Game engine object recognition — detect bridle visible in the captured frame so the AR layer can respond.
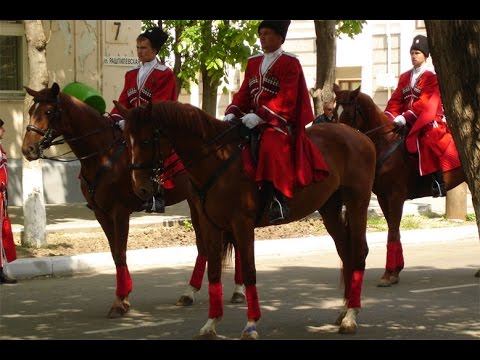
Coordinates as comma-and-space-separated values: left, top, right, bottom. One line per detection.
26, 95, 119, 162
128, 112, 248, 202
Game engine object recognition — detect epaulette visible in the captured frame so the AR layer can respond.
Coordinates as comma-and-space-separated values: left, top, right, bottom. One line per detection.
282, 51, 298, 58
126, 65, 141, 73
248, 53, 264, 60
153, 62, 168, 71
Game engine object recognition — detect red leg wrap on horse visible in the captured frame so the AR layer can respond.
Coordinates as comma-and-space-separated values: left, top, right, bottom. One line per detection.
396, 242, 404, 270
208, 282, 223, 318
234, 250, 243, 285
386, 242, 397, 271
246, 285, 261, 321
116, 265, 132, 298
347, 270, 364, 308
189, 255, 207, 289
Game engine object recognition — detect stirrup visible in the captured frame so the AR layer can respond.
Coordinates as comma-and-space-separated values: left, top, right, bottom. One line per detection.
269, 196, 288, 223
143, 195, 165, 213
431, 181, 446, 198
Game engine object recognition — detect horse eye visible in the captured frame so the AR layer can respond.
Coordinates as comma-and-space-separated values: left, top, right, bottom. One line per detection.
46, 110, 52, 115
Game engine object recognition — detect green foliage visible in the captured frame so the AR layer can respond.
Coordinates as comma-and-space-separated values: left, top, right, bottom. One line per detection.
142, 20, 261, 93
336, 20, 367, 39
182, 220, 194, 231
465, 213, 476, 221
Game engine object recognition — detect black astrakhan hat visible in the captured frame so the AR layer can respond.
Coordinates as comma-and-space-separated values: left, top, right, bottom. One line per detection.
139, 27, 169, 52
410, 34, 429, 58
258, 20, 291, 44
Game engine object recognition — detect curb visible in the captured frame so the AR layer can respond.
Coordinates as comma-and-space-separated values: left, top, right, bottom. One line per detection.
8, 225, 479, 281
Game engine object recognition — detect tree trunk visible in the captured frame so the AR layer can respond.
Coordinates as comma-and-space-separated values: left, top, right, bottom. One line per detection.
201, 69, 220, 117
22, 20, 48, 247
310, 20, 337, 117
425, 20, 480, 236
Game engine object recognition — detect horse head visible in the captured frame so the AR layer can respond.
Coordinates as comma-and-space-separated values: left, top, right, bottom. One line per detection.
334, 85, 365, 130
22, 83, 63, 160
114, 101, 167, 200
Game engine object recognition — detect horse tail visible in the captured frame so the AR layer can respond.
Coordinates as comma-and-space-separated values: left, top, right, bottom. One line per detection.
221, 232, 235, 272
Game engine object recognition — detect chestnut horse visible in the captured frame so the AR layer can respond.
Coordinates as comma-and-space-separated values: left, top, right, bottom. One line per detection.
115, 100, 376, 339
21, 83, 244, 317
334, 86, 466, 286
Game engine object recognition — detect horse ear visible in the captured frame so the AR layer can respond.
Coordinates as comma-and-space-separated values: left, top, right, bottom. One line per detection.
113, 100, 128, 118
333, 83, 340, 94
352, 86, 361, 98
52, 83, 60, 96
24, 86, 37, 97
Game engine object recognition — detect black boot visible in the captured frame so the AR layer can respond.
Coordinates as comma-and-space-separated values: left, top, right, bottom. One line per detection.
0, 267, 17, 284
141, 194, 165, 213
269, 188, 290, 224
431, 170, 446, 198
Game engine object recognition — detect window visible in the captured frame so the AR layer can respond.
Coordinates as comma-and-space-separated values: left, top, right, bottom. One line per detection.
338, 80, 361, 91
0, 21, 23, 94
415, 20, 425, 30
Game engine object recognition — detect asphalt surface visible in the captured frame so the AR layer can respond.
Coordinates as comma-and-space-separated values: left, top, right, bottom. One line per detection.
3, 194, 477, 281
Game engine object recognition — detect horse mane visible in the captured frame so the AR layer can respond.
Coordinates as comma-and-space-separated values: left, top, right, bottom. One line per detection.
357, 91, 391, 126
150, 101, 233, 140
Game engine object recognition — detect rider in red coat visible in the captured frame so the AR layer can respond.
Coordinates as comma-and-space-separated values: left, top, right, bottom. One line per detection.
110, 27, 181, 212
385, 34, 461, 197
224, 20, 329, 223
0, 118, 17, 284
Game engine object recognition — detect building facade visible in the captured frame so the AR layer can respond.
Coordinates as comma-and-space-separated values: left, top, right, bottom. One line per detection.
0, 20, 426, 205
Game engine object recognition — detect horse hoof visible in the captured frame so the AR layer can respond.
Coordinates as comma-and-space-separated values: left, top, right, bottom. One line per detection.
389, 276, 399, 284
176, 295, 194, 306
338, 324, 357, 334
107, 305, 129, 318
240, 330, 259, 340
334, 312, 346, 326
230, 292, 246, 304
194, 331, 218, 340
377, 278, 392, 287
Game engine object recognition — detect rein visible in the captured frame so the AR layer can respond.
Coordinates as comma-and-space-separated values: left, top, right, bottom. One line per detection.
27, 96, 119, 162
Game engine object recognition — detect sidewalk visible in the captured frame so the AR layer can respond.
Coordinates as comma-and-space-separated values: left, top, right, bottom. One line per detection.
5, 194, 476, 281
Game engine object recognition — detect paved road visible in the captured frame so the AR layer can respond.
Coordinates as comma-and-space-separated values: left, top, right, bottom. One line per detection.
1, 232, 479, 340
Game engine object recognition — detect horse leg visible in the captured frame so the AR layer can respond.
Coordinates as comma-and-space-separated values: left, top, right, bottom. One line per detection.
231, 243, 246, 304
229, 223, 260, 340
195, 227, 225, 339
341, 193, 369, 334
177, 203, 204, 306
319, 192, 358, 332
96, 208, 132, 318
377, 195, 404, 287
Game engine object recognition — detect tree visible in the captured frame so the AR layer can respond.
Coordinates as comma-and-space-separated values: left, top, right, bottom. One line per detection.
143, 20, 260, 116
424, 20, 480, 274
22, 20, 48, 247
310, 20, 366, 117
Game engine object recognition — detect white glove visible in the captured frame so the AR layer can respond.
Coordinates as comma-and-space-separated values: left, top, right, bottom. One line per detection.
393, 115, 406, 127
241, 113, 263, 129
118, 119, 125, 130
223, 113, 236, 122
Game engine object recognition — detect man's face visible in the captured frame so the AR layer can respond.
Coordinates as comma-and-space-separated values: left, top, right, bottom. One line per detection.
258, 28, 283, 53
137, 39, 157, 63
410, 50, 426, 68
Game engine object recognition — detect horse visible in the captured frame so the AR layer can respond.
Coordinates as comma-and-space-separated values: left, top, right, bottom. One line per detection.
20, 83, 245, 317
114, 100, 376, 339
334, 86, 466, 286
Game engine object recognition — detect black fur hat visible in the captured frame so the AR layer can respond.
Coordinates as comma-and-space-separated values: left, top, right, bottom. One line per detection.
410, 34, 429, 58
139, 27, 168, 53
258, 20, 291, 44
0, 118, 4, 127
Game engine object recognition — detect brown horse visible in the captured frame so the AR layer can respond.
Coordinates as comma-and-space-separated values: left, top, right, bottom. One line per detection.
334, 86, 466, 286
21, 83, 244, 317
115, 100, 376, 338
